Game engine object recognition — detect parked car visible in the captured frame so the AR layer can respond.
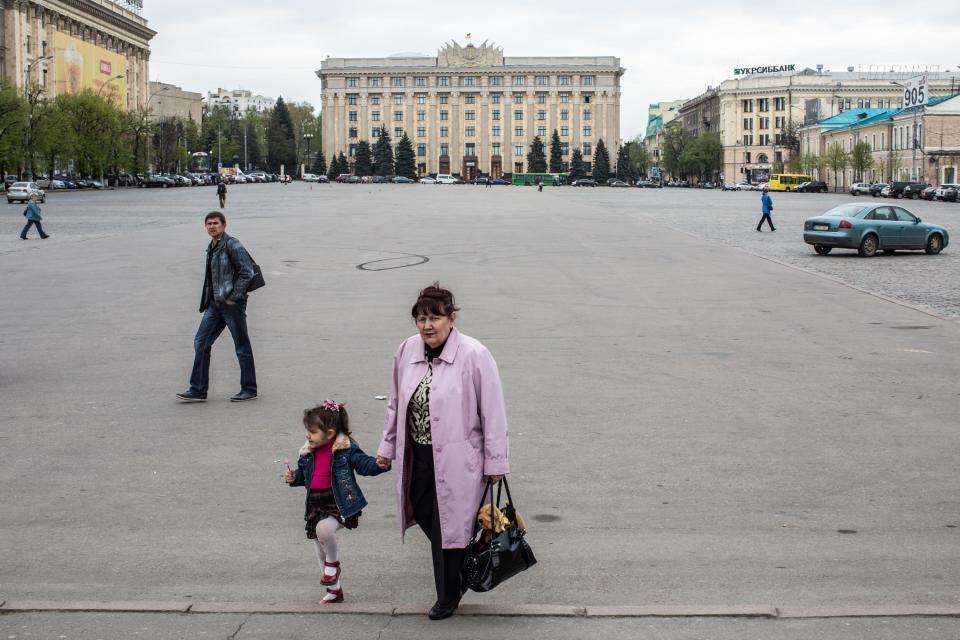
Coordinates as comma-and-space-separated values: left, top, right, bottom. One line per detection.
934, 183, 960, 200
720, 182, 737, 191
920, 186, 938, 201
902, 183, 930, 199
435, 174, 459, 184
608, 179, 630, 187
392, 176, 415, 184
572, 178, 597, 187
881, 181, 921, 198
797, 180, 829, 193
473, 177, 490, 185
942, 186, 958, 202
316, 175, 330, 183
140, 175, 172, 188
4, 175, 18, 191
302, 173, 321, 182
803, 202, 949, 256
850, 182, 873, 195
418, 176, 437, 184
636, 180, 660, 188
334, 173, 352, 183
7, 182, 45, 203
490, 178, 508, 185
869, 183, 888, 197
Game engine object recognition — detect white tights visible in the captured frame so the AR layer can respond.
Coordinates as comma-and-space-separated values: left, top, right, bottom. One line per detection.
313, 516, 343, 600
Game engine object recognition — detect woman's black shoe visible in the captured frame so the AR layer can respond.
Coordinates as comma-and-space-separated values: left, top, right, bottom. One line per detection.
428, 601, 459, 620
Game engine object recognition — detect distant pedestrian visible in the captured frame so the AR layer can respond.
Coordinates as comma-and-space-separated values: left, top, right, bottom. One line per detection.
217, 180, 227, 208
537, 178, 543, 193
486, 178, 492, 188
284, 401, 389, 604
756, 187, 775, 232
176, 211, 258, 403
20, 193, 49, 240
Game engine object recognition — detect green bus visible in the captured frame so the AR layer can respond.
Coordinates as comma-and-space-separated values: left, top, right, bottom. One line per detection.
511, 172, 568, 186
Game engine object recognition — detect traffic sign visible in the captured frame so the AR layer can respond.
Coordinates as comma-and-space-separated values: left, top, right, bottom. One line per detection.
902, 74, 928, 108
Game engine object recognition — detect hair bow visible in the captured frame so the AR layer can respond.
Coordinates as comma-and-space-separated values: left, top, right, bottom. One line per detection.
322, 399, 342, 412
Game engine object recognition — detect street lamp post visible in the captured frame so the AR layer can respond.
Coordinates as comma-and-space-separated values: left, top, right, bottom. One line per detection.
146, 85, 172, 174
23, 54, 54, 97
303, 133, 314, 177
97, 74, 126, 99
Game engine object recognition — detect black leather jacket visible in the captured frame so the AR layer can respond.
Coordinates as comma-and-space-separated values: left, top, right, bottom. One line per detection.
200, 233, 255, 311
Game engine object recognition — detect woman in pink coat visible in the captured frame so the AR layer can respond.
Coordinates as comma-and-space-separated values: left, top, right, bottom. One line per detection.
376, 283, 509, 620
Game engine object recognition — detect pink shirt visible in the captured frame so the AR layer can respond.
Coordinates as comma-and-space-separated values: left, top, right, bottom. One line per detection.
309, 439, 335, 489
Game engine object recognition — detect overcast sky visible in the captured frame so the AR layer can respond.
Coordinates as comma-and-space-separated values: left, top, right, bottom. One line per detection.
144, 0, 959, 140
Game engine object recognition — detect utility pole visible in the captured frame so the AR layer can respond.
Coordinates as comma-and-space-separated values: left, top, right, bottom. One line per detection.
244, 126, 248, 171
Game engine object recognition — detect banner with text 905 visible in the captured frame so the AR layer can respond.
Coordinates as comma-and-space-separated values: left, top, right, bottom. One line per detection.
902, 74, 928, 108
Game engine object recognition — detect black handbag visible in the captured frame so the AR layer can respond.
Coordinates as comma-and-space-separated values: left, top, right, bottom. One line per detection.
228, 244, 265, 293
461, 478, 536, 593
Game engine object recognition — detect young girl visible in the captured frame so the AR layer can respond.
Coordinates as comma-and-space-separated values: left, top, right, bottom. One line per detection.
284, 400, 389, 603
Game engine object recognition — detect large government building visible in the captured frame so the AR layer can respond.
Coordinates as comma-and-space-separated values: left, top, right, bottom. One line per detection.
318, 41, 624, 179
0, 0, 154, 109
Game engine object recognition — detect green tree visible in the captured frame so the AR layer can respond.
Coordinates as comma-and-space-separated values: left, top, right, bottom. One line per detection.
56, 90, 121, 178
326, 152, 341, 180
850, 140, 873, 182
615, 144, 633, 182
680, 134, 722, 182
353, 140, 373, 176
266, 96, 297, 174
394, 133, 417, 180
628, 136, 651, 177
337, 151, 348, 176
549, 129, 564, 173
592, 138, 611, 182
372, 129, 394, 176
660, 121, 690, 179
825, 141, 849, 191
886, 150, 903, 181
286, 101, 319, 168
0, 83, 25, 175
313, 150, 327, 176
569, 148, 586, 181
526, 135, 547, 173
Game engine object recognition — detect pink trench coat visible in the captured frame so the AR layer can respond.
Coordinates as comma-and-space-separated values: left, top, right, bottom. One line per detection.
378, 328, 510, 549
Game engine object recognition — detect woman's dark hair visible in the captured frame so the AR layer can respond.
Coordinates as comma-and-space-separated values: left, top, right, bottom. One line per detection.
411, 282, 460, 319
303, 402, 352, 437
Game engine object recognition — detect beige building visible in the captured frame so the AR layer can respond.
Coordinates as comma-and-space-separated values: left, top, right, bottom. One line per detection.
718, 68, 959, 183
799, 95, 960, 189
205, 87, 274, 114
1, 0, 154, 109
148, 80, 201, 123
318, 41, 624, 179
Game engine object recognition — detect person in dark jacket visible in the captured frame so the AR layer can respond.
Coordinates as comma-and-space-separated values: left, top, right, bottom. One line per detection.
756, 188, 775, 232
20, 193, 49, 239
177, 211, 258, 402
217, 180, 227, 208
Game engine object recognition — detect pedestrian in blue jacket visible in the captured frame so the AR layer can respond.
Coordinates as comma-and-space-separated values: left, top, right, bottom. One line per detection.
756, 188, 775, 232
20, 193, 49, 239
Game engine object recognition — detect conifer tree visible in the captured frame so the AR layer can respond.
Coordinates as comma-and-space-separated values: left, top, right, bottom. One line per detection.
569, 148, 586, 181
592, 138, 611, 182
372, 128, 394, 176
354, 140, 373, 176
394, 133, 417, 180
313, 150, 326, 176
615, 144, 633, 182
266, 96, 297, 174
549, 129, 564, 173
526, 135, 547, 173
326, 152, 340, 180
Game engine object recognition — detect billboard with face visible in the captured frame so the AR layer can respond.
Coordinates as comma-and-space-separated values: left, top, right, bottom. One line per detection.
55, 32, 128, 108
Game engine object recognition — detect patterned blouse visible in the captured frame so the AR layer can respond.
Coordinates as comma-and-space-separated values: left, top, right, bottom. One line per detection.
407, 363, 433, 445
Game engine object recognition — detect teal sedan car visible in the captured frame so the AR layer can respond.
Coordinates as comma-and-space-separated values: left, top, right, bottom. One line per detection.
803, 202, 949, 256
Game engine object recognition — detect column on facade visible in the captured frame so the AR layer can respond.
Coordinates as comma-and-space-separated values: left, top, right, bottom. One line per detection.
427, 81, 437, 175
480, 88, 489, 176
450, 89, 461, 175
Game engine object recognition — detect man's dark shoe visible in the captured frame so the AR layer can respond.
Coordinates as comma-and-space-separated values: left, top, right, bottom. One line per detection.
41, 235, 50, 239
428, 600, 459, 620
230, 390, 258, 402
176, 390, 207, 402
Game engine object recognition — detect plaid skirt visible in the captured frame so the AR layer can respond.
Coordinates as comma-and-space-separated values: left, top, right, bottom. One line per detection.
304, 488, 360, 539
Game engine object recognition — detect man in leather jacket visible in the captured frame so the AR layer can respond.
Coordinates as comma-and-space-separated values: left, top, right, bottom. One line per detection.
177, 211, 258, 402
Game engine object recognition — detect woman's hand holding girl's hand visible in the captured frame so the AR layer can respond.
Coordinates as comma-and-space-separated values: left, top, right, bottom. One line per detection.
376, 455, 392, 470
283, 468, 295, 483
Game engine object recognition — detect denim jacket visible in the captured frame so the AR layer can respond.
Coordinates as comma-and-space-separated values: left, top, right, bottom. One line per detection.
199, 233, 255, 312
24, 201, 41, 222
288, 434, 386, 519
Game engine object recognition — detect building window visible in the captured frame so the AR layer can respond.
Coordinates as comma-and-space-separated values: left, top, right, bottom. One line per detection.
465, 110, 476, 121
417, 127, 426, 137
491, 93, 501, 104
537, 93, 547, 104
515, 127, 524, 136
560, 93, 570, 103
514, 110, 524, 121
394, 111, 403, 121
560, 109, 569, 121
492, 143, 501, 156
417, 143, 426, 156
583, 126, 592, 137
492, 109, 501, 121
537, 110, 546, 121
560, 126, 569, 136
462, 76, 477, 87
489, 76, 503, 86
439, 94, 449, 104
774, 97, 785, 110
440, 110, 449, 121
417, 111, 426, 121
349, 111, 358, 122
373, 128, 381, 138
582, 75, 595, 86
515, 144, 524, 156
774, 116, 784, 128
583, 109, 592, 121
559, 75, 571, 86
465, 94, 476, 104
744, 134, 753, 146
535, 75, 548, 86
440, 143, 449, 156
348, 95, 358, 105
466, 143, 476, 155
515, 162, 524, 173
440, 126, 448, 137
416, 94, 426, 104
394, 127, 403, 138
560, 142, 569, 155
392, 77, 404, 87
758, 98, 769, 112
514, 94, 524, 105
743, 118, 752, 130
347, 78, 358, 88
371, 95, 381, 105
465, 126, 475, 137
371, 111, 380, 121
742, 99, 753, 113
349, 127, 358, 138
492, 126, 500, 137
583, 142, 592, 155
415, 76, 426, 87
537, 126, 546, 137
759, 117, 769, 129
513, 75, 525, 86
349, 144, 357, 156
394, 95, 403, 105
438, 76, 450, 87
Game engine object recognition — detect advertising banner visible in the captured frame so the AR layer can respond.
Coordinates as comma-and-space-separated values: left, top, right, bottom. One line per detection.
54, 32, 128, 108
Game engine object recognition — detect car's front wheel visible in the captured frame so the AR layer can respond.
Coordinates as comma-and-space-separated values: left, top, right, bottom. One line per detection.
814, 244, 832, 255
40, 196, 45, 203
925, 234, 943, 255
858, 234, 879, 257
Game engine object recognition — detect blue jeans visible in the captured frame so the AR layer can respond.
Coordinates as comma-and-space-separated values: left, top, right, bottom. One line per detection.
21, 220, 48, 238
189, 299, 257, 394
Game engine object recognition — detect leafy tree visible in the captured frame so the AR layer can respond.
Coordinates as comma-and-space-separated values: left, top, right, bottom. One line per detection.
313, 150, 327, 176
569, 148, 586, 181
679, 134, 722, 182
394, 133, 417, 179
825, 141, 849, 191
0, 83, 25, 175
286, 101, 319, 168
886, 149, 903, 181
549, 129, 564, 173
526, 135, 547, 173
850, 140, 874, 181
628, 136, 651, 177
591, 138, 611, 182
56, 90, 121, 177
372, 128, 393, 176
353, 140, 372, 176
266, 96, 297, 174
660, 121, 690, 179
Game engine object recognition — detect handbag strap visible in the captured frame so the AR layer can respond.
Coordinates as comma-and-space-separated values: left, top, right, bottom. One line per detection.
470, 478, 498, 539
